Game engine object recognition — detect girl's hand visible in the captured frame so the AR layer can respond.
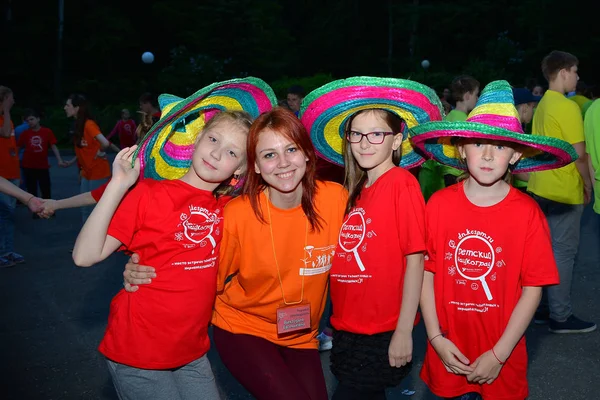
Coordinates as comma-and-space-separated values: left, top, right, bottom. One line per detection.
388, 330, 412, 367
430, 336, 474, 375
39, 199, 58, 218
466, 350, 503, 385
111, 146, 140, 189
123, 252, 156, 292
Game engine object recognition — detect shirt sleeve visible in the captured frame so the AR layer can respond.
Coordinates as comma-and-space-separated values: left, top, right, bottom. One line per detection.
397, 175, 426, 256
90, 179, 111, 202
48, 129, 57, 146
216, 204, 241, 292
107, 181, 151, 252
85, 120, 102, 139
521, 204, 560, 287
558, 102, 585, 144
424, 195, 439, 273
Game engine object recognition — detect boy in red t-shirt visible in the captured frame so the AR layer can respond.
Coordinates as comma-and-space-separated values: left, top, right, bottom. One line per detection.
17, 109, 65, 200
411, 81, 575, 400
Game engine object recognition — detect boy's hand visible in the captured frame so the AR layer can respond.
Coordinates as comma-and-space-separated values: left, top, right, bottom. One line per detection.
388, 330, 412, 367
430, 336, 473, 375
111, 146, 140, 189
123, 252, 156, 292
466, 350, 503, 384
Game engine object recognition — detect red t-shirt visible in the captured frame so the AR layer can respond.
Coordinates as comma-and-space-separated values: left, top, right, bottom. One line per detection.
110, 119, 137, 148
18, 127, 57, 169
420, 182, 559, 400
329, 167, 426, 334
101, 179, 230, 369
90, 180, 110, 202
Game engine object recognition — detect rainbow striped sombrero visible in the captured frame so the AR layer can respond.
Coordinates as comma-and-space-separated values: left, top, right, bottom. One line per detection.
300, 77, 445, 169
135, 77, 277, 180
410, 80, 577, 173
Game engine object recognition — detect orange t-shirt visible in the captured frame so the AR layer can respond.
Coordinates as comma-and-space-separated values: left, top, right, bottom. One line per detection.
0, 116, 19, 179
212, 181, 347, 349
74, 120, 110, 180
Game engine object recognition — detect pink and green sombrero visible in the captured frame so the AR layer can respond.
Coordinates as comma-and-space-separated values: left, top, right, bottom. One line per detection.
300, 76, 445, 169
410, 80, 577, 173
135, 77, 277, 180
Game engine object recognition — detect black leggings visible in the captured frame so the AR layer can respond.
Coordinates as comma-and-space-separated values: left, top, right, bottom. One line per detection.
23, 168, 51, 198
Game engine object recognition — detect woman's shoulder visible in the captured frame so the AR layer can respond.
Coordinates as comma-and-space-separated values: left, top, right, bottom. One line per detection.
224, 194, 253, 214
316, 180, 347, 195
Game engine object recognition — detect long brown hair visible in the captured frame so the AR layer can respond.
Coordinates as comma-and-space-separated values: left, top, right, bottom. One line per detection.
244, 107, 323, 231
342, 109, 404, 214
68, 94, 95, 148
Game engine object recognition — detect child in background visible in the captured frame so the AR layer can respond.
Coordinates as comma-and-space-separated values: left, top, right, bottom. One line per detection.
510, 88, 542, 190
411, 80, 576, 400
107, 108, 137, 149
442, 75, 481, 186
18, 109, 65, 202
301, 77, 444, 399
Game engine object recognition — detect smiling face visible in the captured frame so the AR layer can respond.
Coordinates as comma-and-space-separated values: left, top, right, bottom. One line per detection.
187, 118, 247, 189
348, 110, 402, 175
254, 128, 308, 198
458, 139, 522, 186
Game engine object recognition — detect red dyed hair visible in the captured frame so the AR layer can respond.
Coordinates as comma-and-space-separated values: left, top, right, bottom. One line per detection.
244, 107, 323, 231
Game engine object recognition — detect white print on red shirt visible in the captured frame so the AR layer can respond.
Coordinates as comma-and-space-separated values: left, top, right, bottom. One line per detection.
81, 139, 88, 147
447, 229, 504, 303
299, 244, 336, 276
338, 208, 374, 271
29, 135, 43, 152
176, 204, 222, 254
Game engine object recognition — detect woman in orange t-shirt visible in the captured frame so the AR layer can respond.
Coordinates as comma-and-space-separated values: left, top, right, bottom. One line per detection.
63, 94, 119, 223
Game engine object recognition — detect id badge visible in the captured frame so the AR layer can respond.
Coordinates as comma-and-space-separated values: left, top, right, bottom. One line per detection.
276, 303, 311, 335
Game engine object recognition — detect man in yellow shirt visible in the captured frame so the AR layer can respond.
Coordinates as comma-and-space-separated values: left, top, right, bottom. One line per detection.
528, 50, 596, 334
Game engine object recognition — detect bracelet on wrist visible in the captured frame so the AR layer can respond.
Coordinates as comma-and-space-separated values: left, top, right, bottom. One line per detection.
492, 348, 505, 365
428, 332, 444, 343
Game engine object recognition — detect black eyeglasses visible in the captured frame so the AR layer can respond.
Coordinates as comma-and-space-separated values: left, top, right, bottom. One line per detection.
346, 131, 396, 144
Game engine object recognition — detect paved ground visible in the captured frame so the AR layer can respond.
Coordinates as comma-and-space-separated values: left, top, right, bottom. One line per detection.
2, 155, 599, 399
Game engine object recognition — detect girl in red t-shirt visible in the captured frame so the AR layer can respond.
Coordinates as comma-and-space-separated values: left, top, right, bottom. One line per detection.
300, 77, 445, 400
72, 110, 253, 400
410, 81, 575, 400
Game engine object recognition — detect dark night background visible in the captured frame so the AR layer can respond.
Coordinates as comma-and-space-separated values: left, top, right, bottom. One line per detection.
2, 0, 598, 142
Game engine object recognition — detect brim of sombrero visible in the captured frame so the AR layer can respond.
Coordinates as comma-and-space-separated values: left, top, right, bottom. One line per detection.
410, 121, 578, 173
134, 77, 277, 180
300, 77, 444, 169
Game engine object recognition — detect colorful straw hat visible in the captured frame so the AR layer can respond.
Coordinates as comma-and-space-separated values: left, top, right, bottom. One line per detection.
135, 77, 277, 180
300, 77, 445, 169
410, 80, 577, 173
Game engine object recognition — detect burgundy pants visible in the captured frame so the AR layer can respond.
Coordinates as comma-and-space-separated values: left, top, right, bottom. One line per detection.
213, 326, 328, 400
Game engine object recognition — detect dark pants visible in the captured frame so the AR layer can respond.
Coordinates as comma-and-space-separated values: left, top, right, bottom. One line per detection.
213, 326, 328, 400
530, 193, 583, 321
23, 168, 51, 199
332, 382, 386, 400
445, 393, 482, 400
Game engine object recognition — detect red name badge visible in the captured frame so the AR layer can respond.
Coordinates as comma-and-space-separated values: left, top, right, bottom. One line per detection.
276, 303, 311, 335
